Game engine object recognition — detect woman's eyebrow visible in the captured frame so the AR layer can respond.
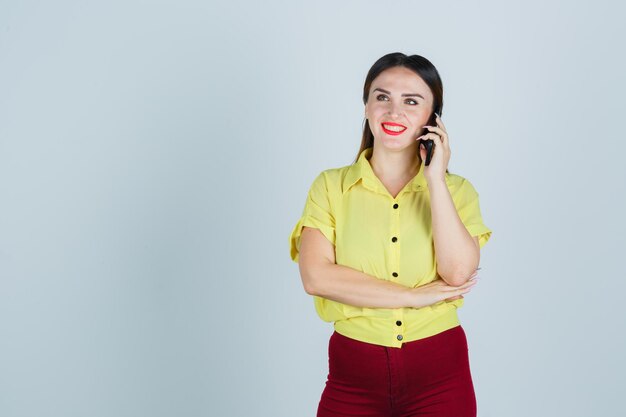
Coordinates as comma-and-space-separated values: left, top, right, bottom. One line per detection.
373, 87, 424, 99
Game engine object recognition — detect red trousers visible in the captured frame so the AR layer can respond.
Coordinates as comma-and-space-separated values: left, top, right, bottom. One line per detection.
317, 325, 477, 417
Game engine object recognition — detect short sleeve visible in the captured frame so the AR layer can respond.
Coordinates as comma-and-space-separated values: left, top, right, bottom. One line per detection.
289, 172, 336, 263
454, 179, 493, 249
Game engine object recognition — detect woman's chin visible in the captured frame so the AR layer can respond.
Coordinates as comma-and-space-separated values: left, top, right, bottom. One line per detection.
376, 135, 415, 150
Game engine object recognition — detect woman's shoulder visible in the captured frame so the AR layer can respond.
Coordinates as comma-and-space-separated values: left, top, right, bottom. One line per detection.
445, 171, 483, 200
445, 171, 467, 188
302, 163, 354, 206
312, 163, 354, 187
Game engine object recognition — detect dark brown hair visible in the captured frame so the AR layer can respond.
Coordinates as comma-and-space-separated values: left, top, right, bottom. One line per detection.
354, 52, 447, 173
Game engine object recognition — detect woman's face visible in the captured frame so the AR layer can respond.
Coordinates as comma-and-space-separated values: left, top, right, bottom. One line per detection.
365, 66, 434, 149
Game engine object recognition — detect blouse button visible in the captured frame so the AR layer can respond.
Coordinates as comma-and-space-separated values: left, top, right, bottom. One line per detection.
393, 203, 398, 209
396, 320, 402, 326
397, 335, 403, 341
392, 272, 398, 277
391, 236, 398, 242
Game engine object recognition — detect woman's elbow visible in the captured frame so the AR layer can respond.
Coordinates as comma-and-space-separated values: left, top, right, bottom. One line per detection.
298, 259, 330, 296
438, 264, 478, 287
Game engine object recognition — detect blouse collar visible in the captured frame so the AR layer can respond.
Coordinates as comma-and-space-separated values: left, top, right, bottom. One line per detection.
342, 147, 430, 196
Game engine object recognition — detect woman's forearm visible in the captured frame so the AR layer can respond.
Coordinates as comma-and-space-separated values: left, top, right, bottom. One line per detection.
429, 179, 479, 285
305, 262, 418, 309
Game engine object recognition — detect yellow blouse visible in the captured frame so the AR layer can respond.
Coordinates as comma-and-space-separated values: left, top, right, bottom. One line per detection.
289, 147, 493, 348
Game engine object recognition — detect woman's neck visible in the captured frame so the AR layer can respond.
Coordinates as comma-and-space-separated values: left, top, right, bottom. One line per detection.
368, 147, 421, 181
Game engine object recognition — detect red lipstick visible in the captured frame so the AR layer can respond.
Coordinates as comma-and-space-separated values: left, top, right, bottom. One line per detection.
381, 122, 407, 136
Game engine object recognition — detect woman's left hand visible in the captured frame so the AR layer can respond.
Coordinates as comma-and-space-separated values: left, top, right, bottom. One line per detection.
416, 113, 450, 184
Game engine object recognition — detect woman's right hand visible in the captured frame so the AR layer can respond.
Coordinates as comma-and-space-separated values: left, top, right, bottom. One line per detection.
410, 271, 479, 309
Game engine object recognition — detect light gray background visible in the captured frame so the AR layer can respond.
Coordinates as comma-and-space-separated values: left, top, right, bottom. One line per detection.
1, 1, 624, 416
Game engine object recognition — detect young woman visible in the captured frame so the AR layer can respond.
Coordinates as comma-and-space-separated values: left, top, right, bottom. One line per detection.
289, 52, 493, 417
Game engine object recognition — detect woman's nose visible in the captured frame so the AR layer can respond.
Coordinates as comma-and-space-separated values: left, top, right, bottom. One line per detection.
388, 108, 403, 118
388, 104, 404, 118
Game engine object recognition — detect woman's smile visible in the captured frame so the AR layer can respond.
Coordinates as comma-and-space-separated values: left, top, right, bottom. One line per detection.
381, 122, 407, 135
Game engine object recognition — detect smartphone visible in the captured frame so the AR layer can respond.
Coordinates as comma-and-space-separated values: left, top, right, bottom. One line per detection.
419, 112, 438, 166
421, 138, 434, 166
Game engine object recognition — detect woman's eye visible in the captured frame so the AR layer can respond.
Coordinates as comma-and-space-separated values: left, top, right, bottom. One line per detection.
376, 94, 418, 105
